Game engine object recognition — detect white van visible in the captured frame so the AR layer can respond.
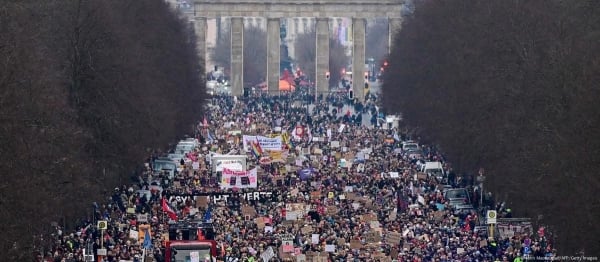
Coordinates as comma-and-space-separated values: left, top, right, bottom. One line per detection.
423, 161, 445, 181
175, 141, 197, 155
402, 141, 419, 151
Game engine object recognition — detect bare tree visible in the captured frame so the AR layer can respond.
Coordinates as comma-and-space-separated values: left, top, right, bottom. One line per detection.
294, 29, 316, 82
210, 29, 231, 73
328, 38, 349, 87
366, 19, 389, 64
243, 26, 267, 86
294, 29, 349, 88
383, 0, 600, 255
0, 0, 208, 259
210, 25, 268, 86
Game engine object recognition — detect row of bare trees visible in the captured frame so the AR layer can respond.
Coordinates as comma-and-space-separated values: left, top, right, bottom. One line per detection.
0, 0, 207, 259
294, 30, 348, 87
210, 26, 267, 86
383, 0, 600, 255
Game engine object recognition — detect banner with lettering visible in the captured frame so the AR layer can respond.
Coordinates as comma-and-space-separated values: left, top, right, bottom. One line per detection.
243, 135, 283, 151
242, 135, 256, 152
267, 149, 289, 163
220, 168, 258, 189
167, 191, 276, 205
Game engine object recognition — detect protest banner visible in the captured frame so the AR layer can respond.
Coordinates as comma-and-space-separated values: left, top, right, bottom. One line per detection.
220, 168, 258, 189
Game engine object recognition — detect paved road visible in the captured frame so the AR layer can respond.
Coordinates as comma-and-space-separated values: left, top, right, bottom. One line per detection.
368, 81, 382, 96
305, 104, 374, 128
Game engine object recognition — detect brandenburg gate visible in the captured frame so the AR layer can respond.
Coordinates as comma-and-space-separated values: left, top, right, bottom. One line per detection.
192, 0, 404, 101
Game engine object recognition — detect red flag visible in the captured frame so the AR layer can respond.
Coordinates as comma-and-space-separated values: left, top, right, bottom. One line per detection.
197, 228, 205, 240
203, 116, 208, 127
161, 198, 178, 221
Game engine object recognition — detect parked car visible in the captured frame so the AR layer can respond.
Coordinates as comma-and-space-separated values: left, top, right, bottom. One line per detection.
406, 149, 424, 160
444, 188, 471, 208
152, 157, 177, 179
402, 141, 419, 151
167, 153, 185, 164
423, 161, 445, 182
453, 204, 475, 216
175, 142, 196, 155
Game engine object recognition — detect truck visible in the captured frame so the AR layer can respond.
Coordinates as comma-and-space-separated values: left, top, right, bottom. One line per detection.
153, 157, 177, 180
164, 221, 220, 262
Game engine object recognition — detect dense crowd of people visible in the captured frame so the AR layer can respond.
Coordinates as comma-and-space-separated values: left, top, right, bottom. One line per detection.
44, 92, 556, 262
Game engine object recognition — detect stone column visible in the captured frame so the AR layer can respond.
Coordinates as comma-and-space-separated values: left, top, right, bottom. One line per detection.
315, 18, 330, 100
193, 17, 207, 73
352, 18, 366, 102
388, 17, 403, 54
267, 18, 281, 95
230, 17, 244, 97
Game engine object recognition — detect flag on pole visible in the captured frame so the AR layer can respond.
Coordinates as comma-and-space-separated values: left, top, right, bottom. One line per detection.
143, 228, 153, 249
204, 206, 212, 222
281, 132, 293, 149
206, 130, 214, 142
161, 198, 178, 221
250, 141, 263, 158
197, 228, 206, 240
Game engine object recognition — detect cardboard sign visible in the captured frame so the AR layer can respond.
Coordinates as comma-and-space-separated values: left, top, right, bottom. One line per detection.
326, 206, 338, 215
350, 239, 362, 249
311, 191, 321, 199
479, 239, 488, 248
385, 232, 402, 245
325, 245, 335, 252
364, 199, 374, 209
256, 217, 265, 229
311, 234, 320, 244
366, 231, 381, 242
195, 196, 208, 208
261, 247, 275, 262
301, 226, 313, 234
389, 209, 397, 220
241, 206, 257, 217
129, 230, 139, 240
282, 236, 294, 252
362, 214, 377, 222
346, 192, 358, 200
434, 211, 445, 221
137, 214, 149, 223
370, 221, 380, 228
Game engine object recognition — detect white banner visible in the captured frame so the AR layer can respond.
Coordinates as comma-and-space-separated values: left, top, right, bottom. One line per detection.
243, 135, 283, 151
256, 135, 282, 151
220, 168, 258, 189
242, 135, 256, 152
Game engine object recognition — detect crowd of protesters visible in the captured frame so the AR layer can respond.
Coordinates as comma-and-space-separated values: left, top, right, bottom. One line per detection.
44, 92, 556, 262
